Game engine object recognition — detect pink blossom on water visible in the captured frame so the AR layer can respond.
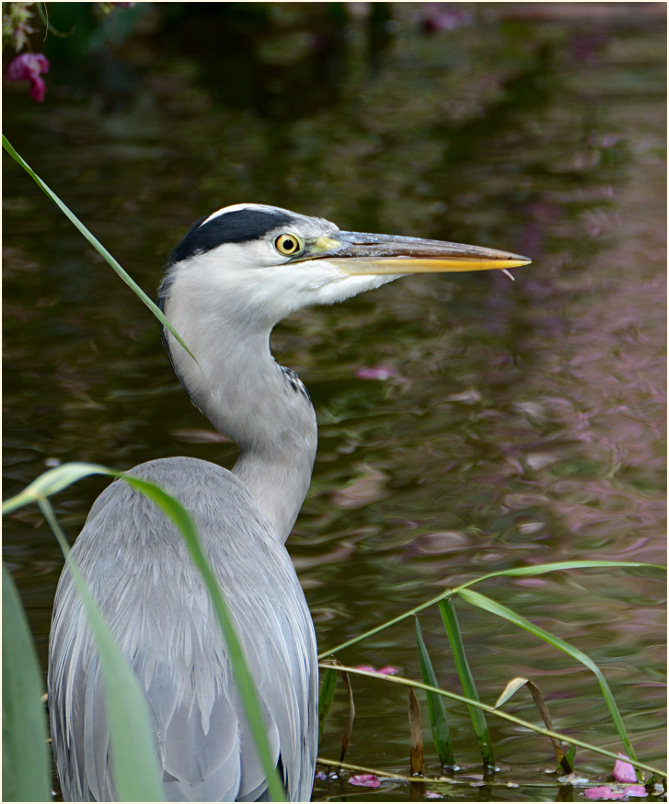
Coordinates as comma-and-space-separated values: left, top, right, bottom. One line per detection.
584, 785, 648, 801
613, 755, 638, 784
355, 365, 397, 380
349, 773, 380, 788
6, 52, 50, 102
584, 787, 626, 800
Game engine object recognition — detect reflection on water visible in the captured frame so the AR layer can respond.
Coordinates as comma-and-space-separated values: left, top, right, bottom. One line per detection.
3, 3, 665, 799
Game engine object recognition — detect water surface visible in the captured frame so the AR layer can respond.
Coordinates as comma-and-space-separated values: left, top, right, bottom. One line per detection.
3, 3, 665, 799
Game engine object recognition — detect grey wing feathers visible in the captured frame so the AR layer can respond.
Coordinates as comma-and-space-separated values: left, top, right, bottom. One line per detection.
48, 457, 318, 802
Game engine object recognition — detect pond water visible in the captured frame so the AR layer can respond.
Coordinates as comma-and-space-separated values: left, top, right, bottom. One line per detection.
3, 3, 665, 800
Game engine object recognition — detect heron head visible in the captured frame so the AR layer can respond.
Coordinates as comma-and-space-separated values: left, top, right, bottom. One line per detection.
160, 202, 531, 330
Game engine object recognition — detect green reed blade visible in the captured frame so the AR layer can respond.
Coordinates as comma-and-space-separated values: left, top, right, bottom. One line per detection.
458, 587, 636, 762
415, 617, 456, 769
2, 134, 195, 363
320, 561, 663, 658
3, 565, 52, 802
318, 666, 338, 744
438, 598, 494, 769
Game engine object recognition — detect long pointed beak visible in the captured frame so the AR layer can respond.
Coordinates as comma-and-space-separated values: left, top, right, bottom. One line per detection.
304, 231, 531, 274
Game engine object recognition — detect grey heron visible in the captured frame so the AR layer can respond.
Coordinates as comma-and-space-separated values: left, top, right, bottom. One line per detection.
47, 203, 530, 801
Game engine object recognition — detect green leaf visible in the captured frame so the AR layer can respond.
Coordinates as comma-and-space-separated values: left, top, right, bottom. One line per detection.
457, 587, 636, 762
415, 617, 456, 768
2, 565, 52, 802
2, 462, 114, 514
318, 665, 338, 744
2, 134, 195, 362
438, 599, 494, 769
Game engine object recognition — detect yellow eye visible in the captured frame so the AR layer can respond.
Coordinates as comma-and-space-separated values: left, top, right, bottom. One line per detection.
274, 233, 302, 256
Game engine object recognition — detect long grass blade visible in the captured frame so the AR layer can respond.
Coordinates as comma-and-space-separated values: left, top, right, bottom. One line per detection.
3, 565, 52, 802
339, 670, 355, 765
415, 617, 456, 768
458, 587, 636, 761
318, 665, 338, 744
2, 134, 195, 362
39, 499, 164, 801
438, 599, 494, 768
320, 561, 663, 658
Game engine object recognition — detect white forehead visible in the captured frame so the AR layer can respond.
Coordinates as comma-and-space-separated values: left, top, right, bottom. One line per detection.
203, 203, 302, 227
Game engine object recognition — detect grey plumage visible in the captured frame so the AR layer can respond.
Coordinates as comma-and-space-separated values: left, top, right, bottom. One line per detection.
48, 203, 530, 801
50, 459, 316, 801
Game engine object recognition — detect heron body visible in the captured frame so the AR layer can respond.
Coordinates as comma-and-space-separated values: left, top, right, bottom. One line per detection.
48, 204, 530, 801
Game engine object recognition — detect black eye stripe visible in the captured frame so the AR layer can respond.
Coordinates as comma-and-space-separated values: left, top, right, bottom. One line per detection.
169, 209, 295, 263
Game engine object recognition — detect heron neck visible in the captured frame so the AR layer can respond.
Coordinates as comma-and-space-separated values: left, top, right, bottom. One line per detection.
168, 324, 317, 543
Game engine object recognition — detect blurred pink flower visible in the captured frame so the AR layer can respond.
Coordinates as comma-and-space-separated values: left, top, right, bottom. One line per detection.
355, 365, 397, 380
6, 52, 50, 102
613, 755, 638, 784
349, 774, 380, 788
354, 664, 399, 675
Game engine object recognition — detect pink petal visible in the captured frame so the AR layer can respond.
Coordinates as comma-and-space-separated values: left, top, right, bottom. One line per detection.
613, 755, 638, 784
6, 52, 49, 81
355, 365, 397, 380
354, 664, 376, 672
29, 76, 46, 102
425, 792, 443, 799
624, 786, 648, 798
584, 786, 626, 800
378, 665, 400, 675
6, 53, 50, 102
349, 774, 380, 788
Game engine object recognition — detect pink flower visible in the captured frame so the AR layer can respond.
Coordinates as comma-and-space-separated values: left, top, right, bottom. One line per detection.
613, 755, 638, 784
349, 774, 380, 788
6, 52, 50, 102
